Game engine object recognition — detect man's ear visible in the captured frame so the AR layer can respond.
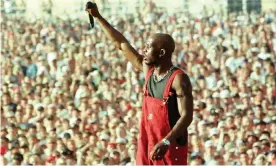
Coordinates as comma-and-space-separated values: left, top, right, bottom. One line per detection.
160, 49, 166, 57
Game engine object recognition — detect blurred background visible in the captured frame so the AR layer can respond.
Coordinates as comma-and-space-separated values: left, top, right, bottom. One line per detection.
1, 0, 276, 165
2, 0, 276, 18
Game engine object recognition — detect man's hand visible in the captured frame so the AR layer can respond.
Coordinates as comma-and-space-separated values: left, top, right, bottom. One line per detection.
150, 141, 169, 161
84, 2, 145, 73
86, 2, 100, 18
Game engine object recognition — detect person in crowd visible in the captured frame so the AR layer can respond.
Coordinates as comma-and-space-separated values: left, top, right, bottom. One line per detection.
0, 0, 275, 164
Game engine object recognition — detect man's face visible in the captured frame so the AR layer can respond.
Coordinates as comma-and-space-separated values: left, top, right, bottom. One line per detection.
14, 94, 21, 103
206, 146, 215, 155
261, 143, 270, 152
47, 140, 56, 150
143, 37, 160, 65
253, 146, 261, 155
15, 111, 21, 120
240, 153, 248, 163
198, 79, 206, 89
2, 85, 9, 93
67, 141, 76, 151
30, 137, 38, 145
210, 115, 219, 123
1, 129, 8, 137
226, 116, 234, 127
117, 142, 126, 149
18, 137, 26, 145
1, 139, 8, 147
223, 134, 230, 143
49, 130, 56, 137
42, 90, 49, 97
111, 152, 120, 161
7, 127, 17, 135
247, 135, 257, 145
128, 144, 137, 158
2, 95, 11, 104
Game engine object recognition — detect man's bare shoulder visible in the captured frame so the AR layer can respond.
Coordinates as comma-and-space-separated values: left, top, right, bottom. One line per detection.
172, 71, 192, 94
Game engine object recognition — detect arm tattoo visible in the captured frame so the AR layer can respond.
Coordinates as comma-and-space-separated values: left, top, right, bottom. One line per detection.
175, 73, 193, 98
181, 80, 192, 96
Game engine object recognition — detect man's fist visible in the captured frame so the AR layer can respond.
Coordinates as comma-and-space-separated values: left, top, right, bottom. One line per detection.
86, 2, 100, 18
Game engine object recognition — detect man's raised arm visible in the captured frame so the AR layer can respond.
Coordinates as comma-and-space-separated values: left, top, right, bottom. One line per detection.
86, 3, 143, 71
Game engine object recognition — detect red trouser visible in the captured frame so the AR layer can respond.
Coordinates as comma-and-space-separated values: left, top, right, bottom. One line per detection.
136, 68, 188, 165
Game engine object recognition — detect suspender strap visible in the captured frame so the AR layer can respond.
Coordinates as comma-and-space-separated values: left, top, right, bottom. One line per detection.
143, 68, 154, 94
163, 69, 183, 100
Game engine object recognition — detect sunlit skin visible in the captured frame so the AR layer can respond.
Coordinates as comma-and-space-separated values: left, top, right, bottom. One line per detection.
86, 3, 193, 162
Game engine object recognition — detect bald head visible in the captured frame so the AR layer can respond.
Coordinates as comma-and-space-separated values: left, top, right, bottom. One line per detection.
143, 33, 175, 66
152, 33, 175, 55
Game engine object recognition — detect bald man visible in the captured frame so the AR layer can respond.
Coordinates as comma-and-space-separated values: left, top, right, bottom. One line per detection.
86, 3, 193, 165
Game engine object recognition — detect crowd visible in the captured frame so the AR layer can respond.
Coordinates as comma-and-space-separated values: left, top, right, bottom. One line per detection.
1, 0, 276, 165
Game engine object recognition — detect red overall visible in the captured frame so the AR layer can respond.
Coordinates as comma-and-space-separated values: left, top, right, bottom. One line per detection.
136, 68, 188, 165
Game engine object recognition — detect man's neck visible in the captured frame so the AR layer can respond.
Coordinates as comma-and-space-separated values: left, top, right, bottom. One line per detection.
154, 62, 173, 75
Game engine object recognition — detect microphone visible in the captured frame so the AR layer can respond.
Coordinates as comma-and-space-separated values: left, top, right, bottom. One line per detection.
88, 13, 94, 28
86, 2, 96, 28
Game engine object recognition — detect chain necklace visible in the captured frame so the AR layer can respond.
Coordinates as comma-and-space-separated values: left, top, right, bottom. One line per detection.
153, 66, 175, 82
